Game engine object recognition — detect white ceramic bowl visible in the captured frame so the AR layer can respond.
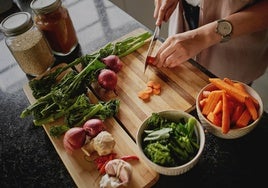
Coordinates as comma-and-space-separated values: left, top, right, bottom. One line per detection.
196, 81, 263, 139
136, 110, 205, 176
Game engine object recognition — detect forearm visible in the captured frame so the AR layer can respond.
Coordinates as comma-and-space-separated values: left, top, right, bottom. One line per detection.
227, 0, 268, 37
195, 0, 268, 47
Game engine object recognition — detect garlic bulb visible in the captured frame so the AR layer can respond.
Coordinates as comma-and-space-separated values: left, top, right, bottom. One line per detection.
82, 131, 115, 156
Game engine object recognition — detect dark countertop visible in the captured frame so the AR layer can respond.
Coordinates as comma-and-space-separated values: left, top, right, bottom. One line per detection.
1, 1, 268, 187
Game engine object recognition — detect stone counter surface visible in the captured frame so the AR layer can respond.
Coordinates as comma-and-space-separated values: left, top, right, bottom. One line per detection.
1, 0, 268, 187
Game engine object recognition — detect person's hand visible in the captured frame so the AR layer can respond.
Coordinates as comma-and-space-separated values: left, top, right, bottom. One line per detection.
154, 0, 179, 26
153, 30, 205, 68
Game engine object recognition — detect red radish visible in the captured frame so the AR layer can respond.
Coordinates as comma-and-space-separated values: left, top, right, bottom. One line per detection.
83, 118, 105, 138
63, 127, 86, 153
102, 55, 123, 73
98, 69, 118, 91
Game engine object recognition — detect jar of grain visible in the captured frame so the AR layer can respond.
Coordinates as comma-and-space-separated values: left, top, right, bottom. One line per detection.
30, 0, 78, 56
0, 12, 55, 76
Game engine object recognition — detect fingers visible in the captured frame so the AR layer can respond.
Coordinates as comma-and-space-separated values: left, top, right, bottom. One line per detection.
154, 0, 179, 26
154, 0, 161, 19
154, 0, 165, 26
153, 42, 189, 68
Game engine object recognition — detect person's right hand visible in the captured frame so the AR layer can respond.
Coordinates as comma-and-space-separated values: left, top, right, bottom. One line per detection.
154, 0, 179, 26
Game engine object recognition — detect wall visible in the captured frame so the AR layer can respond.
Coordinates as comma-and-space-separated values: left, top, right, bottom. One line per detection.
109, 0, 169, 39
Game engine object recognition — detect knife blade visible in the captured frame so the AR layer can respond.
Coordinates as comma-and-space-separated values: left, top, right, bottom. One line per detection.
144, 26, 160, 73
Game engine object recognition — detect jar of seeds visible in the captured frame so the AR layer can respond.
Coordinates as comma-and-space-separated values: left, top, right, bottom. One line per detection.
0, 12, 54, 76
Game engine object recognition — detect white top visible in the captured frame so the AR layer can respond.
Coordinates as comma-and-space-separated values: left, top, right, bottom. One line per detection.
185, 0, 200, 7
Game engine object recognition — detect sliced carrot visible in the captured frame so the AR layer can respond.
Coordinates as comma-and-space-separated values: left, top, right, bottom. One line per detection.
236, 108, 252, 127
146, 80, 155, 88
209, 78, 248, 103
245, 97, 258, 120
138, 80, 162, 101
201, 90, 224, 116
138, 91, 150, 100
222, 92, 230, 134
144, 86, 153, 94
153, 88, 161, 95
147, 80, 161, 89
207, 112, 222, 127
213, 99, 222, 115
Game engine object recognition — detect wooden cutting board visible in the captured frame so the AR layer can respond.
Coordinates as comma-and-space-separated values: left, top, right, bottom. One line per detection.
23, 28, 209, 188
92, 28, 210, 140
23, 85, 159, 188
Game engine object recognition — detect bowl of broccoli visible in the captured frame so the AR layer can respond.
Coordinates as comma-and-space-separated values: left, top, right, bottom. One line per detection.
136, 110, 205, 176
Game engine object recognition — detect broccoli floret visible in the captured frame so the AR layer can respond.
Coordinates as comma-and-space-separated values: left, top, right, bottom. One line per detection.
144, 142, 175, 167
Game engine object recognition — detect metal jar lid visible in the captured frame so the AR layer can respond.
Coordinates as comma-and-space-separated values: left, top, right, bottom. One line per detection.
0, 12, 33, 37
30, 0, 61, 14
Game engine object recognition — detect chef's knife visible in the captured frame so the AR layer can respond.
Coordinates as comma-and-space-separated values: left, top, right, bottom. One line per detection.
144, 25, 160, 73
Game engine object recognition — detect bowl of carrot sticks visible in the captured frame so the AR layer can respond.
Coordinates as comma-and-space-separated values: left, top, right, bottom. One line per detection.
196, 78, 263, 139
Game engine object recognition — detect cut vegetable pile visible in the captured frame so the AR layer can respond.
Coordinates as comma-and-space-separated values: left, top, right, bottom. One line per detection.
199, 78, 260, 134
138, 80, 161, 101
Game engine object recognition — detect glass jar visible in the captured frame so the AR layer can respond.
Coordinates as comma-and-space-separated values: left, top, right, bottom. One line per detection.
0, 12, 55, 76
30, 0, 78, 56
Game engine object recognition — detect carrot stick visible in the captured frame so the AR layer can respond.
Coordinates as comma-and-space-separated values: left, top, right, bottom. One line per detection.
213, 100, 222, 114
236, 108, 252, 127
223, 77, 235, 85
201, 90, 224, 116
138, 91, 150, 100
222, 92, 230, 134
209, 78, 248, 103
153, 88, 161, 95
233, 82, 259, 107
231, 104, 245, 124
245, 97, 258, 120
207, 112, 222, 127
199, 98, 207, 108
202, 90, 211, 98
233, 82, 246, 92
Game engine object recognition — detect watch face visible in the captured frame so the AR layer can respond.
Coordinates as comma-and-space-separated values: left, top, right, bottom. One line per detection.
218, 21, 232, 35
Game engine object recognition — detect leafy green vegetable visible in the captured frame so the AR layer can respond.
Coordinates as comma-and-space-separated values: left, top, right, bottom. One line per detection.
20, 59, 105, 125
21, 32, 151, 129
49, 125, 70, 137
144, 127, 172, 141
142, 113, 200, 167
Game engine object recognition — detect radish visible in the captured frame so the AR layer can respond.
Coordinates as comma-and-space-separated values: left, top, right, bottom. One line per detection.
63, 127, 86, 153
98, 69, 118, 92
101, 55, 123, 73
83, 118, 105, 138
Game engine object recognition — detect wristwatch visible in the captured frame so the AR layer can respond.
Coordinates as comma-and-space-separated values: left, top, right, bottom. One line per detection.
216, 19, 233, 43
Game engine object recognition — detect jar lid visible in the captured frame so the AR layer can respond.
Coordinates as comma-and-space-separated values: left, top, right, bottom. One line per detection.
30, 0, 61, 14
0, 12, 33, 37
